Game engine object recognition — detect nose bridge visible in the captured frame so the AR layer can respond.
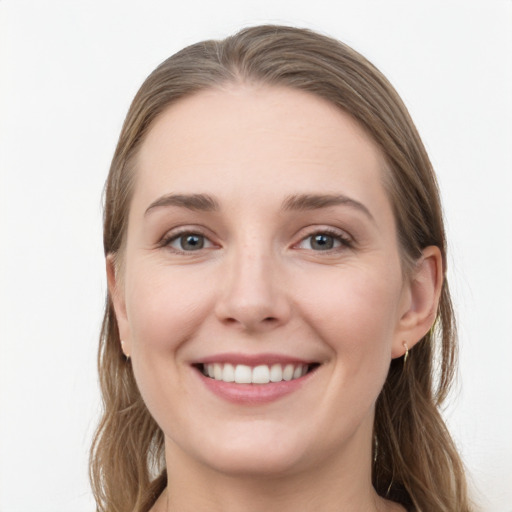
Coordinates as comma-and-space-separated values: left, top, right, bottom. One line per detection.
215, 234, 289, 330
232, 242, 273, 300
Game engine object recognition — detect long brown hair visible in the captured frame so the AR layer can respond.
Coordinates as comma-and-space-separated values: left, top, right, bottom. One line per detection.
90, 25, 472, 512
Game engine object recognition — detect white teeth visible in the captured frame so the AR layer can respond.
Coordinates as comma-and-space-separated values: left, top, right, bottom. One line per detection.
202, 362, 311, 384
252, 365, 270, 384
223, 363, 235, 382
213, 363, 223, 380
234, 364, 252, 384
283, 364, 294, 381
269, 363, 282, 382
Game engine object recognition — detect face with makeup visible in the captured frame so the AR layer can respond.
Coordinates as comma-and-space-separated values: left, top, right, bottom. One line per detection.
109, 85, 440, 480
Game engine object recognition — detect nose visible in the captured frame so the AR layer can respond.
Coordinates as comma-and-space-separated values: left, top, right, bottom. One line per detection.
214, 246, 291, 332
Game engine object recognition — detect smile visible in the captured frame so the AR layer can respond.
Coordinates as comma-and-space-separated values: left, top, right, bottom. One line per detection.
200, 362, 314, 384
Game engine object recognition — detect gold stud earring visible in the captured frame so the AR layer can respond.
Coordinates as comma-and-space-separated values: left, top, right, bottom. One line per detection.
403, 342, 409, 365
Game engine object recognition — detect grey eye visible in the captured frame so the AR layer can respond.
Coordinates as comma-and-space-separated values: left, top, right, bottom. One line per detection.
309, 234, 335, 250
169, 233, 210, 251
296, 232, 348, 251
182, 234, 204, 250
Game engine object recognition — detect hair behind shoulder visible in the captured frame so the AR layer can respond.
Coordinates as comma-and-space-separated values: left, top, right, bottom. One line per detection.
91, 25, 473, 512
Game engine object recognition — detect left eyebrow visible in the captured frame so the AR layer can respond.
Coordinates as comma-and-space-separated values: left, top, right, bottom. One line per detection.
144, 193, 220, 216
281, 193, 375, 222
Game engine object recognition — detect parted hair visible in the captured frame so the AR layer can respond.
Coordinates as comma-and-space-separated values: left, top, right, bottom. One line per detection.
90, 25, 472, 512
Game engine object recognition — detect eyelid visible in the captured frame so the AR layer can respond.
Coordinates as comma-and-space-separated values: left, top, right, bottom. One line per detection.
293, 226, 354, 251
157, 224, 354, 253
159, 226, 218, 253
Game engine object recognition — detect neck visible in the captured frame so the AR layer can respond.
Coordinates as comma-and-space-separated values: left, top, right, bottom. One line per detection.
154, 432, 401, 512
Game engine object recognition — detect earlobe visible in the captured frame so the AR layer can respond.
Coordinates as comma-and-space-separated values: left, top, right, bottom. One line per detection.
106, 254, 132, 353
392, 246, 443, 358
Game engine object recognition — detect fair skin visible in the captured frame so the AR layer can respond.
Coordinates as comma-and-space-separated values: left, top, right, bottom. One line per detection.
108, 85, 442, 512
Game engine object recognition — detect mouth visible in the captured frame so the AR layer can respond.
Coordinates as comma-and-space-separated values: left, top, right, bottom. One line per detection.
194, 362, 320, 384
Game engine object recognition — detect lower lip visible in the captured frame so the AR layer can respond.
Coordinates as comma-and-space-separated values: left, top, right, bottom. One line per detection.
196, 369, 315, 404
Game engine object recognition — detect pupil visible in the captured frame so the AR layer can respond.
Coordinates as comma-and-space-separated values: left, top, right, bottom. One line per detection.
312, 234, 333, 250
181, 234, 203, 250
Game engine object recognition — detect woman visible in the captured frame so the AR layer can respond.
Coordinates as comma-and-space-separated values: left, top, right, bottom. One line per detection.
90, 25, 472, 512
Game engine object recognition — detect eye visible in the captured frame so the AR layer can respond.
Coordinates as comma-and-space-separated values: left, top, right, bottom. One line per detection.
296, 231, 351, 251
165, 232, 214, 252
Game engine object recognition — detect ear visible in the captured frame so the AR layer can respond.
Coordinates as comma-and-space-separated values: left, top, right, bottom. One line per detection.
392, 246, 443, 359
106, 254, 132, 357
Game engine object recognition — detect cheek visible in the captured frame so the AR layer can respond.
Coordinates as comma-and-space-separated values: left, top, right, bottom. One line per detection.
122, 263, 213, 428
124, 262, 214, 355
296, 261, 403, 367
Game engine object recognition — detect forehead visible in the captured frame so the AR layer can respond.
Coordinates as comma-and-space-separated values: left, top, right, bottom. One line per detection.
132, 85, 392, 221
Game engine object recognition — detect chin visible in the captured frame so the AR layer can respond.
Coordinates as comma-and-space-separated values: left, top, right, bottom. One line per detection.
174, 421, 315, 478
198, 445, 308, 478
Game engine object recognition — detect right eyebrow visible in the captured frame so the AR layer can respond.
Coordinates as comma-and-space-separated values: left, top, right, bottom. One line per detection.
144, 193, 220, 216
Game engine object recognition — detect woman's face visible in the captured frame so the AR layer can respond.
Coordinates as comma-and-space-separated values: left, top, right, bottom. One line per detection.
111, 85, 417, 476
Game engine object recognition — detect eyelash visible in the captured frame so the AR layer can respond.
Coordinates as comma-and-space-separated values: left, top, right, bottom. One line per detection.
159, 229, 214, 254
295, 228, 353, 252
159, 227, 353, 254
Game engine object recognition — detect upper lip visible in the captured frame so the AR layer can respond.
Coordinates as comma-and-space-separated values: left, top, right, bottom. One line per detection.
191, 352, 317, 367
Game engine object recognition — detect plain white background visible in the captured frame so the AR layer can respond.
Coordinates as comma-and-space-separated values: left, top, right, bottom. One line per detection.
1, 1, 511, 510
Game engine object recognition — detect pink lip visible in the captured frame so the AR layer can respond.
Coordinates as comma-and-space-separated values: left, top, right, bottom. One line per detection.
191, 353, 319, 405
193, 352, 313, 366
200, 375, 313, 404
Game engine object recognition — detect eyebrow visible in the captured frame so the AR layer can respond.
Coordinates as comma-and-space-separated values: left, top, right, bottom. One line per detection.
282, 193, 374, 221
145, 193, 220, 215
144, 192, 374, 222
